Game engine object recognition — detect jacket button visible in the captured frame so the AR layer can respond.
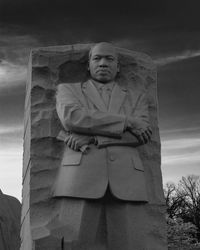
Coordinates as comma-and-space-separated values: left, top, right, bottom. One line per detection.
109, 155, 115, 161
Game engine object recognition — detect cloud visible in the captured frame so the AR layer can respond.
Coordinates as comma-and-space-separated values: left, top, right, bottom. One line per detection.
163, 138, 200, 151
161, 130, 200, 184
161, 134, 200, 166
160, 126, 200, 184
161, 126, 200, 139
0, 143, 22, 157
0, 141, 22, 200
161, 126, 200, 134
104, 39, 200, 68
112, 39, 142, 50
0, 32, 40, 63
0, 124, 23, 136
0, 32, 40, 90
0, 124, 23, 200
0, 59, 27, 88
155, 50, 200, 66
0, 125, 23, 151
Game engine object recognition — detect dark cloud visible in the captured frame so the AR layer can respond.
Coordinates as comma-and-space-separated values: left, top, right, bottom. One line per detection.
0, 0, 167, 22
0, 0, 199, 59
158, 56, 200, 130
0, 0, 200, 44
0, 0, 199, 23
0, 31, 40, 63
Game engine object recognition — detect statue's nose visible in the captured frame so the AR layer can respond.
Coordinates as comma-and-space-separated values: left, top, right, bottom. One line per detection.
99, 58, 108, 66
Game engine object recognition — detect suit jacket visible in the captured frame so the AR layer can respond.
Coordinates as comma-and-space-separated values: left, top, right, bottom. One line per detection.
52, 80, 150, 201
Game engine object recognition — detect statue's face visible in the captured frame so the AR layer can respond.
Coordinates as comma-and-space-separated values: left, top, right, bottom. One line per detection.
89, 43, 119, 83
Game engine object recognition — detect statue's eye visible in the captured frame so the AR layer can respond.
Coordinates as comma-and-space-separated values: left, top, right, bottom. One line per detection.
93, 56, 100, 61
106, 57, 114, 61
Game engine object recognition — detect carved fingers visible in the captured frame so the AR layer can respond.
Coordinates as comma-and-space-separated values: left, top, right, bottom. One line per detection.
65, 133, 92, 151
130, 126, 152, 144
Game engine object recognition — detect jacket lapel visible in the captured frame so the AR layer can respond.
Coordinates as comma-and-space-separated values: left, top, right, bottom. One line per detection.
108, 83, 127, 114
82, 80, 107, 112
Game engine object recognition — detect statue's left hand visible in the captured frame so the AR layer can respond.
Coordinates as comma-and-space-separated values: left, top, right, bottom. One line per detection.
129, 126, 152, 144
65, 133, 92, 151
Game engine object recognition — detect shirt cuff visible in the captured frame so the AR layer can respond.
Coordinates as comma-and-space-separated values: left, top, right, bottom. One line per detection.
89, 136, 98, 145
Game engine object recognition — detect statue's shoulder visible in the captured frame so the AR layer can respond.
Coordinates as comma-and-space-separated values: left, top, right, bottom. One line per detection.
57, 82, 82, 97
56, 81, 89, 104
125, 82, 146, 98
57, 82, 81, 90
57, 80, 90, 90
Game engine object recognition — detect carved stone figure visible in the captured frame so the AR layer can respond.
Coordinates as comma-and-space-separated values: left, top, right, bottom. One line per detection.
0, 189, 21, 250
21, 42, 167, 250
52, 42, 167, 250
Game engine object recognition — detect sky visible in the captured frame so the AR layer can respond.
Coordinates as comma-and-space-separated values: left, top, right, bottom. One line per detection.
0, 0, 200, 201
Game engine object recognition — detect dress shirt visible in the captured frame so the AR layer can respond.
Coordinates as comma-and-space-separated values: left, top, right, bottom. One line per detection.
91, 79, 115, 108
91, 79, 128, 131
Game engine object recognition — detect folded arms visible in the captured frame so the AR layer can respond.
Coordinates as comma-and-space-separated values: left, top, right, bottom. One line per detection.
56, 83, 152, 151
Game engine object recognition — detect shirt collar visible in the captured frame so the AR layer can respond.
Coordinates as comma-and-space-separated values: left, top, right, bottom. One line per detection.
91, 79, 115, 91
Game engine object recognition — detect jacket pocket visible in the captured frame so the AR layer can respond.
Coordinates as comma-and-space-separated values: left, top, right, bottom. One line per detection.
131, 150, 144, 171
61, 147, 82, 166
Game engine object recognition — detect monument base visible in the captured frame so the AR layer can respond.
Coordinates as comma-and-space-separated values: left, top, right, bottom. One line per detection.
33, 198, 167, 250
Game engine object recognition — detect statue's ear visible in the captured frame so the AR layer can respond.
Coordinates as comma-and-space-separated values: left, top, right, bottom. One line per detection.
87, 61, 90, 71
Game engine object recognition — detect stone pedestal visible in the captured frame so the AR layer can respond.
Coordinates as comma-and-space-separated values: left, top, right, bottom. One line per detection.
21, 44, 167, 249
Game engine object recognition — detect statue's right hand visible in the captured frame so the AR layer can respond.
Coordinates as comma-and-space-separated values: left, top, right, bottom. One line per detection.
65, 133, 92, 151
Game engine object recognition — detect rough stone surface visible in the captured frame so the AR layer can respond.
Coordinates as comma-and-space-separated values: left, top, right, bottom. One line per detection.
0, 189, 21, 250
21, 43, 167, 249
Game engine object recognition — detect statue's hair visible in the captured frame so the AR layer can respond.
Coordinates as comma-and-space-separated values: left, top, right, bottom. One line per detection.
88, 42, 118, 60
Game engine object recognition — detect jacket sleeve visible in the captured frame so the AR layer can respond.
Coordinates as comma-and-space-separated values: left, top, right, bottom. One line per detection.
97, 90, 150, 147
97, 131, 142, 148
131, 91, 149, 125
56, 83, 127, 138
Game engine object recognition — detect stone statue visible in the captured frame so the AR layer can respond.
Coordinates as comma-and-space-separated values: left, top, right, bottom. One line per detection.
21, 42, 167, 250
0, 189, 21, 250
53, 42, 152, 200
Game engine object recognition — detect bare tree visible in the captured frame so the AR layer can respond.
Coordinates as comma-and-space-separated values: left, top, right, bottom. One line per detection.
164, 175, 200, 241
178, 175, 200, 240
164, 182, 185, 219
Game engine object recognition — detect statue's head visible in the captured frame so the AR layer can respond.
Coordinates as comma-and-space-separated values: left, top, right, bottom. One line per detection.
88, 42, 119, 83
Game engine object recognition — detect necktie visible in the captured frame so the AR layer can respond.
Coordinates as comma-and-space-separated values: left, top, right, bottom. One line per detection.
101, 85, 110, 108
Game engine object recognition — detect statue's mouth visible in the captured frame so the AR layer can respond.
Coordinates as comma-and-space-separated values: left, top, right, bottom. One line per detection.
97, 69, 110, 74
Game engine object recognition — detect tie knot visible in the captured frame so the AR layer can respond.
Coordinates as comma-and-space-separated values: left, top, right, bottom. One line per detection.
101, 85, 111, 92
